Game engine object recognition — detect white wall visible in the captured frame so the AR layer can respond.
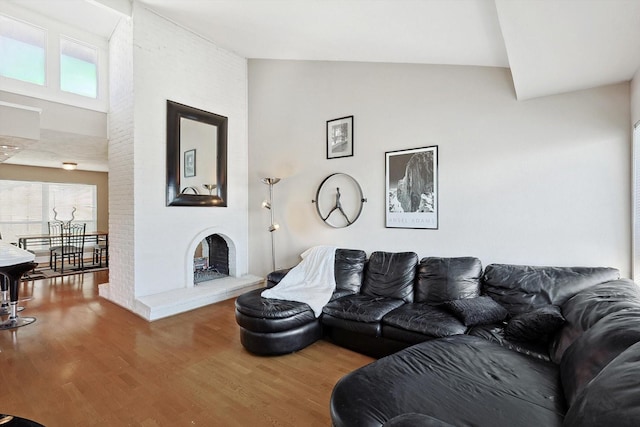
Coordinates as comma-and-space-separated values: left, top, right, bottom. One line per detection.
632, 68, 640, 125
102, 4, 249, 316
248, 60, 631, 277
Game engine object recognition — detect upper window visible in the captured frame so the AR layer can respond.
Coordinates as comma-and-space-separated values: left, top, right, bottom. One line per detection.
60, 37, 98, 98
0, 10, 108, 112
0, 15, 45, 86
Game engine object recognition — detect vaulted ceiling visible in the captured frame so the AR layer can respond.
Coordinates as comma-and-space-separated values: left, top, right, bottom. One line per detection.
3, 0, 640, 171
139, 0, 640, 100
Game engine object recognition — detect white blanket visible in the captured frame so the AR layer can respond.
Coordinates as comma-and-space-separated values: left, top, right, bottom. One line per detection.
261, 245, 337, 317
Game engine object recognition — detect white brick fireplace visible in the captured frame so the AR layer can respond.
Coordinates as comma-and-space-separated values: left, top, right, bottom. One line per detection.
134, 227, 262, 321
99, 4, 263, 321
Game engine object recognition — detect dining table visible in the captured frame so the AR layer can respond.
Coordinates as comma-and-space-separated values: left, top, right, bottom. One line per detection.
17, 230, 109, 253
0, 241, 37, 329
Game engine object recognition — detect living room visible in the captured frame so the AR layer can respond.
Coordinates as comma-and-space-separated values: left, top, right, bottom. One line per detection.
1, 0, 638, 314
1, 0, 640, 425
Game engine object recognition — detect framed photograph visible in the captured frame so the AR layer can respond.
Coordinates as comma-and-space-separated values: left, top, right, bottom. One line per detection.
385, 145, 438, 229
184, 149, 196, 177
326, 116, 354, 159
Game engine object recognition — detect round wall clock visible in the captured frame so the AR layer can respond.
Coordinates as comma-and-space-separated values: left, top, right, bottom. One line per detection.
313, 173, 366, 228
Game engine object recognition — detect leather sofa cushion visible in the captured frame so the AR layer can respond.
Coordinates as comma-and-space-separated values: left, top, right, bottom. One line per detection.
330, 335, 564, 427
323, 314, 382, 337
563, 341, 640, 427
560, 308, 640, 406
383, 413, 455, 427
331, 289, 356, 301
504, 305, 565, 343
335, 248, 367, 293
382, 303, 467, 338
482, 264, 619, 316
415, 257, 482, 303
361, 251, 418, 303
549, 278, 640, 363
441, 296, 508, 326
235, 288, 312, 319
467, 324, 552, 362
322, 294, 405, 323
266, 268, 292, 288
235, 309, 316, 333
381, 325, 435, 345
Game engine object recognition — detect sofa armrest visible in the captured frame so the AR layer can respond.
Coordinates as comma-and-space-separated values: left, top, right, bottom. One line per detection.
266, 268, 293, 288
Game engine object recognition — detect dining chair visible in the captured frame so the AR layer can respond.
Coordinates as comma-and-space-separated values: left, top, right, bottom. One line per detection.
50, 223, 86, 273
48, 221, 65, 269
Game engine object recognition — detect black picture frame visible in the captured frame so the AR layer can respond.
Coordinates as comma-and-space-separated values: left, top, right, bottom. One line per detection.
326, 116, 354, 159
385, 145, 438, 229
184, 149, 196, 177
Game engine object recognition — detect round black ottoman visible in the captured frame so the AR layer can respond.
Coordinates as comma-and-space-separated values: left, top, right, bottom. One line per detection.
235, 288, 322, 355
0, 414, 45, 426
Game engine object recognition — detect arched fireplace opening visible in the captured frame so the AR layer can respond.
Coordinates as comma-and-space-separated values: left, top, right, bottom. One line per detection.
193, 234, 229, 284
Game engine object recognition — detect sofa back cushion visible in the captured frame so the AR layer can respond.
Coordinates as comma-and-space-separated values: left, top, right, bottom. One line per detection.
335, 249, 367, 294
415, 257, 482, 303
563, 340, 640, 427
482, 264, 619, 316
560, 308, 640, 406
550, 279, 640, 363
361, 251, 418, 302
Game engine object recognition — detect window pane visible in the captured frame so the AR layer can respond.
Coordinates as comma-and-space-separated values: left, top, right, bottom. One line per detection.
0, 15, 45, 85
60, 37, 97, 98
0, 180, 97, 247
48, 183, 97, 231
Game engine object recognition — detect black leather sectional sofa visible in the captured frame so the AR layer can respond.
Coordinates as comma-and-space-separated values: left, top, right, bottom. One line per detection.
235, 249, 640, 426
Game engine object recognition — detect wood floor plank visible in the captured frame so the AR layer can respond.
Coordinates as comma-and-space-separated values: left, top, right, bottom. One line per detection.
0, 272, 373, 426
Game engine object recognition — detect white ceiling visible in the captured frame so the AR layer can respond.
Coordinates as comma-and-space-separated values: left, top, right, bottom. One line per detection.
137, 0, 640, 100
3, 0, 640, 171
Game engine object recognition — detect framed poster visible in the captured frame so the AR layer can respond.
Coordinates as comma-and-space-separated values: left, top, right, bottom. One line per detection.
326, 116, 354, 159
385, 145, 438, 229
184, 149, 196, 177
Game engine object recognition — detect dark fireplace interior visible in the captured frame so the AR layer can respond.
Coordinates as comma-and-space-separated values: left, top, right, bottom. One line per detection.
194, 234, 229, 284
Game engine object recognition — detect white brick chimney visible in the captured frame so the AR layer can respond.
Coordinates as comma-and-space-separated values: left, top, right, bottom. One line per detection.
100, 4, 262, 321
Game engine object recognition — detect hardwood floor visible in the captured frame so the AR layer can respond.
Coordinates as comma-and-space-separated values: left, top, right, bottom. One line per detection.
0, 272, 373, 426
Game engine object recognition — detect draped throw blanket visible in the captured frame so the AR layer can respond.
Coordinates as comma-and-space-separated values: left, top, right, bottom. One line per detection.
261, 246, 337, 317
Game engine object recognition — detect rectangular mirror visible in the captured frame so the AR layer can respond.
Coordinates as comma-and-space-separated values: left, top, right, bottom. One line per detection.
166, 100, 227, 206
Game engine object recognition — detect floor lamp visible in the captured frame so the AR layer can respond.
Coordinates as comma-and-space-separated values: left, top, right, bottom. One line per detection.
261, 178, 280, 272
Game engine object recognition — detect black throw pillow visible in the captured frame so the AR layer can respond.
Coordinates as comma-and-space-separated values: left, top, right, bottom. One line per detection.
442, 296, 508, 327
504, 305, 565, 342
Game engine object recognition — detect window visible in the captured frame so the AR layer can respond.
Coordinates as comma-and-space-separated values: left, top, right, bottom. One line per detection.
60, 36, 98, 98
0, 15, 45, 85
0, 180, 97, 249
0, 11, 107, 111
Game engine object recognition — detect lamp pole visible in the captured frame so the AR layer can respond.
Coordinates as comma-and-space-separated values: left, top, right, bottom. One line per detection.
261, 178, 280, 272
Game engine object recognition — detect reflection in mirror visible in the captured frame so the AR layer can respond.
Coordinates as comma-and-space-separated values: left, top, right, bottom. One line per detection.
166, 100, 227, 206
180, 117, 217, 193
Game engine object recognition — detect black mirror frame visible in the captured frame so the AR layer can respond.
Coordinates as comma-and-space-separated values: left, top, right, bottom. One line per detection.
166, 100, 228, 207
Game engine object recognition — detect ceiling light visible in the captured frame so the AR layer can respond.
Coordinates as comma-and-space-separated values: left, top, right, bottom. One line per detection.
62, 162, 78, 170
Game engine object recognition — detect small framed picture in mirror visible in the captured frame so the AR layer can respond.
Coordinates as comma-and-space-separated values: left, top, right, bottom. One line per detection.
184, 149, 196, 177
